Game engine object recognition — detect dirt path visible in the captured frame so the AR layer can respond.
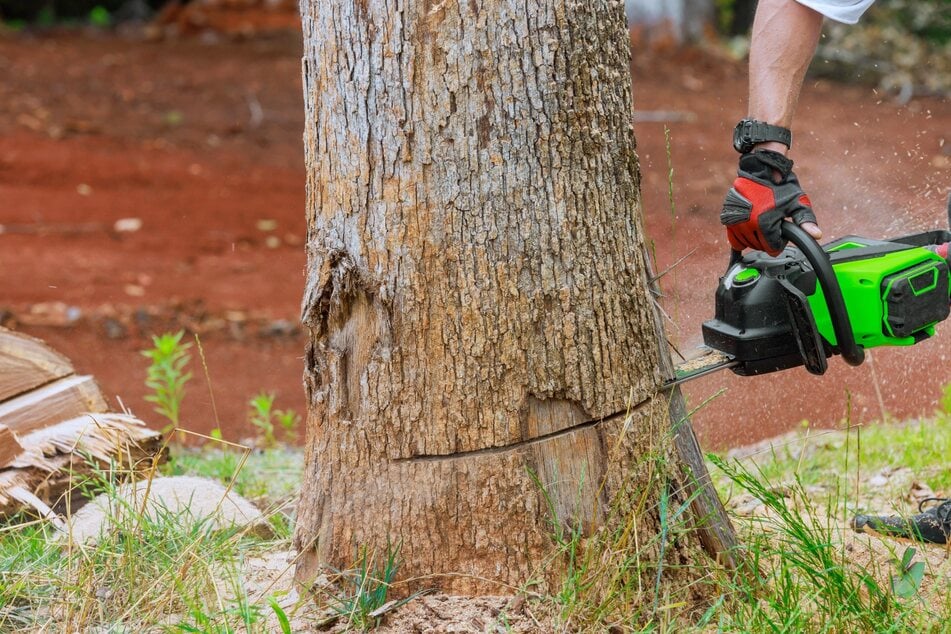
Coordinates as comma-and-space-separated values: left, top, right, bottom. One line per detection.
0, 31, 947, 446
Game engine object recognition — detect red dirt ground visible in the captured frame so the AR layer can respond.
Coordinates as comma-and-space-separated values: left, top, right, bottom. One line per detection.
0, 30, 948, 447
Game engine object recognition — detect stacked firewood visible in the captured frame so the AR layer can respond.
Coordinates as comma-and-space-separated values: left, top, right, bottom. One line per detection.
0, 328, 162, 519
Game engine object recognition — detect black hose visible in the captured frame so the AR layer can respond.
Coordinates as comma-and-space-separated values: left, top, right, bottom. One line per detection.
781, 223, 865, 366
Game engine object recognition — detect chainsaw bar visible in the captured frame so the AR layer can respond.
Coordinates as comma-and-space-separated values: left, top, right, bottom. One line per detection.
664, 347, 737, 389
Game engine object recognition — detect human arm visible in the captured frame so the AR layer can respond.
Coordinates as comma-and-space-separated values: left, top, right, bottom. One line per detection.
720, 0, 825, 253
748, 0, 823, 154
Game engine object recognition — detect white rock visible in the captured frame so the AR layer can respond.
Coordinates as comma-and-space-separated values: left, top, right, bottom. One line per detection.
113, 217, 143, 233
65, 475, 271, 545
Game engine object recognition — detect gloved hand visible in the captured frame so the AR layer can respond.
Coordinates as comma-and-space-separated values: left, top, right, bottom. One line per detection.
720, 150, 818, 256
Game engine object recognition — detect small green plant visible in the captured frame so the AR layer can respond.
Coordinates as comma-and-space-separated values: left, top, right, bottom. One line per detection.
248, 392, 301, 447
891, 546, 926, 599
268, 596, 293, 634
276, 408, 302, 433
941, 382, 951, 415
88, 5, 110, 27
325, 542, 421, 632
142, 330, 193, 434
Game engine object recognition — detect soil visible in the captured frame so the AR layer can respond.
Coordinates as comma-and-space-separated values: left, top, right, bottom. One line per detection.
722, 428, 951, 616
0, 28, 948, 447
242, 549, 558, 633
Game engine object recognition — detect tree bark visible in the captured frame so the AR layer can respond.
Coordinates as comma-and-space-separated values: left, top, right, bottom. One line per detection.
295, 0, 735, 595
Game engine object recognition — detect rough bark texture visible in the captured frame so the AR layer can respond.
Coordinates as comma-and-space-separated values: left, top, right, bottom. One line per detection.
296, 0, 734, 594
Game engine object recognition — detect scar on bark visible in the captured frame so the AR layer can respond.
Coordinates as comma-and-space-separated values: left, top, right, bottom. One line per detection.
301, 250, 384, 419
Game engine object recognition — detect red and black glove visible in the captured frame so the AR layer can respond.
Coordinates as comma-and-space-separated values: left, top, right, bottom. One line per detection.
720, 150, 817, 256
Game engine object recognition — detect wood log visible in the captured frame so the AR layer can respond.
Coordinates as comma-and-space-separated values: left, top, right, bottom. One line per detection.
0, 327, 74, 402
0, 375, 109, 435
0, 414, 163, 518
0, 424, 24, 468
0, 328, 163, 519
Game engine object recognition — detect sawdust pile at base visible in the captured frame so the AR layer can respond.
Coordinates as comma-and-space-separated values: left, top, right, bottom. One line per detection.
241, 550, 557, 633
371, 595, 555, 634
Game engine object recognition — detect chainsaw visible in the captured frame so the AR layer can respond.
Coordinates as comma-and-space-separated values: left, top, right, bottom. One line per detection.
670, 199, 951, 385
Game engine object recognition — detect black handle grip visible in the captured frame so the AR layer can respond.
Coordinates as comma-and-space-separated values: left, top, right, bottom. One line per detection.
781, 223, 865, 367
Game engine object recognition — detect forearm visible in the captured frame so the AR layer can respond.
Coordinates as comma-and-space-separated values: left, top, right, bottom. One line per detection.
748, 0, 824, 154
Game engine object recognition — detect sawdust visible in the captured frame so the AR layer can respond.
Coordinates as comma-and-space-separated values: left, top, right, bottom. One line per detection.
238, 549, 560, 633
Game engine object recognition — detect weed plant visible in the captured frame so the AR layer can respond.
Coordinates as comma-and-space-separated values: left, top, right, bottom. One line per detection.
320, 541, 424, 631
142, 330, 193, 435
524, 409, 716, 632
247, 392, 301, 447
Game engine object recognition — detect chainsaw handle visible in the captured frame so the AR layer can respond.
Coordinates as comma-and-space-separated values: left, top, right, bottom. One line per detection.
782, 223, 865, 367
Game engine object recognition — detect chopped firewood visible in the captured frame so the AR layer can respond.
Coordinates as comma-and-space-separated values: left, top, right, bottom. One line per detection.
0, 413, 163, 518
0, 327, 74, 402
0, 375, 109, 435
0, 328, 163, 519
0, 424, 24, 468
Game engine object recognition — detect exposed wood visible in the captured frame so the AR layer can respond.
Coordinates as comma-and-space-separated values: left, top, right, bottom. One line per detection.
0, 424, 24, 468
0, 413, 163, 517
646, 250, 740, 570
8, 486, 66, 531
0, 328, 164, 519
0, 327, 74, 402
295, 0, 736, 596
0, 375, 110, 435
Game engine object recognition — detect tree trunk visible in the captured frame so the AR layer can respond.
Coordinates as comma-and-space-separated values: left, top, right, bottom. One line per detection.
295, 0, 735, 595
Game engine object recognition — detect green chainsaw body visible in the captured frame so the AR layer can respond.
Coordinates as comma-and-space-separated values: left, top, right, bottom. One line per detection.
702, 226, 951, 377
810, 235, 949, 348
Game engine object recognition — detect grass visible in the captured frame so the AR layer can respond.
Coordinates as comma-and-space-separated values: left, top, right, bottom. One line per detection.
323, 541, 425, 631
696, 400, 951, 632
5, 411, 951, 632
720, 413, 951, 504
163, 446, 304, 507
0, 446, 304, 632
529, 392, 951, 632
526, 410, 719, 632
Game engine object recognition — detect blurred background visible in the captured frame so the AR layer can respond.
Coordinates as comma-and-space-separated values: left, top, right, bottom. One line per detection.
0, 0, 948, 448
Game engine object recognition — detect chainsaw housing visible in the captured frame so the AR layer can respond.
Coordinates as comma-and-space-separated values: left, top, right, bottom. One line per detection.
702, 231, 951, 377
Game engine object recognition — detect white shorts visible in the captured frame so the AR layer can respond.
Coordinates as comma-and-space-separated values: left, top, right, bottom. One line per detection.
794, 0, 876, 24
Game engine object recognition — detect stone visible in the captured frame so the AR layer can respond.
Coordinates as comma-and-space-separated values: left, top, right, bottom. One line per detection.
65, 475, 271, 545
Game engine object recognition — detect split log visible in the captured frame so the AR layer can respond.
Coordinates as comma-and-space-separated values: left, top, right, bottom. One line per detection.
0, 414, 163, 517
0, 375, 109, 435
0, 327, 163, 519
0, 328, 74, 402
0, 425, 23, 468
